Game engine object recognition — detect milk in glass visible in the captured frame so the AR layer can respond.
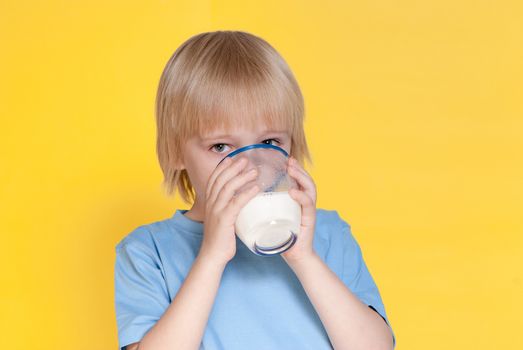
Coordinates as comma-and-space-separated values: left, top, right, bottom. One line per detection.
235, 191, 301, 253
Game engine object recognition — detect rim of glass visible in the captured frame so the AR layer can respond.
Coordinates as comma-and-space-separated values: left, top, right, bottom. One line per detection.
216, 143, 289, 167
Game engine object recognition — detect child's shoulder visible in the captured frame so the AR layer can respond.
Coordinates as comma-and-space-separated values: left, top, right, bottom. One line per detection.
315, 207, 350, 228
315, 206, 357, 242
115, 216, 174, 252
314, 207, 360, 257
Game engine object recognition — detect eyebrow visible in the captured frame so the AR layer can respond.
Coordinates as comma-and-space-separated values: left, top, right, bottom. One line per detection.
200, 130, 288, 141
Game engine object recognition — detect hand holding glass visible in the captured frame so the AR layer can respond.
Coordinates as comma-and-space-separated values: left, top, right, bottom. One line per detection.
216, 144, 301, 256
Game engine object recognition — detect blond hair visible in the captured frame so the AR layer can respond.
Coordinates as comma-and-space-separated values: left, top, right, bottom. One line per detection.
155, 30, 312, 204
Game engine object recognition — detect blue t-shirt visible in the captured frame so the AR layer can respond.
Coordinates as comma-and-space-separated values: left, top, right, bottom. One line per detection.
114, 208, 395, 349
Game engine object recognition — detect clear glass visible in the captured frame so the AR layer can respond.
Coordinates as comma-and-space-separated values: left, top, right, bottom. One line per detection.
217, 144, 301, 256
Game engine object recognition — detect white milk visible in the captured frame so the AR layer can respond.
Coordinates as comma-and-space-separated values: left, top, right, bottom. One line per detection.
235, 191, 301, 254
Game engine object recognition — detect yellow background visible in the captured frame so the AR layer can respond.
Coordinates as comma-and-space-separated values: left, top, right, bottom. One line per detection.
1, 1, 522, 349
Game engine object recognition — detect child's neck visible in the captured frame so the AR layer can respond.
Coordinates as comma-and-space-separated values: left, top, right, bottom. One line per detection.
183, 204, 204, 223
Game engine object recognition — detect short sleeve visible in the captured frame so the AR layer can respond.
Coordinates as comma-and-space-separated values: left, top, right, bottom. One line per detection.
337, 217, 397, 348
114, 238, 171, 350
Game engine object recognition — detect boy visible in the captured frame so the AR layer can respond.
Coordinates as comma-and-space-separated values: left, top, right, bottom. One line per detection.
115, 30, 395, 349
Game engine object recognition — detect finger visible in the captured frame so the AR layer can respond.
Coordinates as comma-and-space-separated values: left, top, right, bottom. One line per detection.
206, 156, 233, 200
224, 184, 261, 219
287, 157, 309, 178
214, 167, 259, 211
206, 156, 246, 202
288, 188, 316, 226
287, 164, 317, 202
208, 156, 249, 205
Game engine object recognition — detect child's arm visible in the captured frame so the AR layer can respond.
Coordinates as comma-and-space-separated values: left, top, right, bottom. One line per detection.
285, 253, 394, 350
127, 156, 259, 350
282, 158, 394, 349
134, 254, 227, 350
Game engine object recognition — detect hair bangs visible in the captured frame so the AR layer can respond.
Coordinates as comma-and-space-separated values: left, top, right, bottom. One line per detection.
179, 36, 300, 138
187, 81, 296, 140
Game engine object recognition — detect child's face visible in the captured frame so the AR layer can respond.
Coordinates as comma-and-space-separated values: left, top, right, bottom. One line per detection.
181, 124, 291, 207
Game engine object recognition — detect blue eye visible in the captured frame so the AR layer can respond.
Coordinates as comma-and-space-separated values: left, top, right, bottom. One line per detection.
210, 143, 230, 153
